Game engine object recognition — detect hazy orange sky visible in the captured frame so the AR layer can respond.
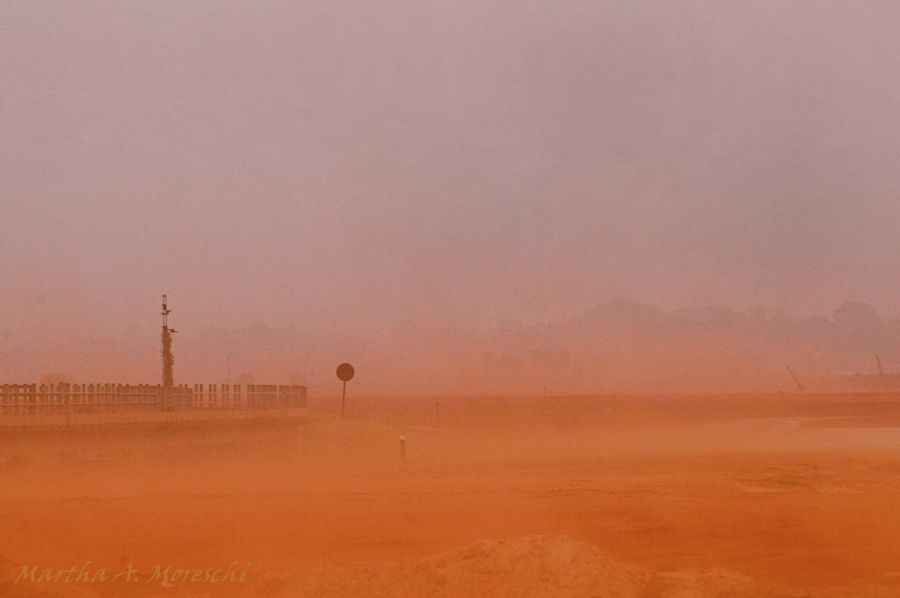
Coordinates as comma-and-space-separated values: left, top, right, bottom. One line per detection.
1, 1, 898, 391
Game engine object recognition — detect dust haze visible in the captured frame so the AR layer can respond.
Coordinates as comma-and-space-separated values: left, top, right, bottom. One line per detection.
2, 1, 900, 597
2, 0, 899, 395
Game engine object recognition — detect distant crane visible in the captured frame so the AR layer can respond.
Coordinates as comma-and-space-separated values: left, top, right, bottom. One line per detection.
161, 294, 176, 388
784, 363, 805, 393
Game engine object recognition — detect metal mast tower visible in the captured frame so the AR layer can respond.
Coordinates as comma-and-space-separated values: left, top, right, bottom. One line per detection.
161, 294, 175, 388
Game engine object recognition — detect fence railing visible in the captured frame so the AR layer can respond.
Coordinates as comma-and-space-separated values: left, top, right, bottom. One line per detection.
0, 383, 306, 415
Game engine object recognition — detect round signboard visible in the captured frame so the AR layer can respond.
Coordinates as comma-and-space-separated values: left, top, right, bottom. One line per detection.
336, 363, 355, 382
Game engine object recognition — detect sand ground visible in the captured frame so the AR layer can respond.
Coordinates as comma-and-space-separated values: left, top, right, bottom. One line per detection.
2, 394, 900, 597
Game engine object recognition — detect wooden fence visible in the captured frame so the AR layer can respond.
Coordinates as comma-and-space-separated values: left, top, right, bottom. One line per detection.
0, 383, 306, 415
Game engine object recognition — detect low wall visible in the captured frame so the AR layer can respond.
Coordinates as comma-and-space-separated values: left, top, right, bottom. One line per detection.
0, 383, 307, 417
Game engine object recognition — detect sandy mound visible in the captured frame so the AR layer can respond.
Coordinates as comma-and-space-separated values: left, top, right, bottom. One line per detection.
276, 535, 771, 597
286, 535, 646, 597
277, 534, 898, 598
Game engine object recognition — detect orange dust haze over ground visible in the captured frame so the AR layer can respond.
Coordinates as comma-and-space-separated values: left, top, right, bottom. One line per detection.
3, 393, 900, 597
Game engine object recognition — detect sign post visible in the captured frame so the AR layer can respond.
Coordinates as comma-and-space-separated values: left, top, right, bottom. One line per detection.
336, 363, 355, 418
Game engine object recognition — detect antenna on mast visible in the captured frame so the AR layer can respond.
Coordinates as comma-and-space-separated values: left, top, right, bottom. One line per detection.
162, 294, 171, 326
161, 294, 176, 388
